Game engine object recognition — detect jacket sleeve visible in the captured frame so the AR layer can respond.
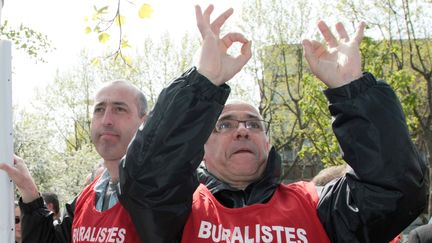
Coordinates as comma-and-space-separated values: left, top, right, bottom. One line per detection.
119, 67, 230, 243
20, 196, 76, 243
317, 73, 427, 243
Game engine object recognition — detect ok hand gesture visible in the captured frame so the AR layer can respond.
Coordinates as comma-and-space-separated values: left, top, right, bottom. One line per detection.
303, 21, 366, 88
195, 5, 252, 86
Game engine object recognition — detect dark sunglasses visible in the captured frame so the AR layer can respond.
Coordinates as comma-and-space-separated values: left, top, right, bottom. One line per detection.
15, 216, 20, 224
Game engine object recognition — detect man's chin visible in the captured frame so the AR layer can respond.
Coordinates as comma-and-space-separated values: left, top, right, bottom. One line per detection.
229, 155, 265, 174
97, 147, 124, 161
100, 155, 123, 162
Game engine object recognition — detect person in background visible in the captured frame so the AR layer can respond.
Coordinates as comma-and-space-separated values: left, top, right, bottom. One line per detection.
41, 192, 61, 224
407, 224, 432, 243
15, 201, 21, 243
311, 164, 348, 186
83, 160, 105, 186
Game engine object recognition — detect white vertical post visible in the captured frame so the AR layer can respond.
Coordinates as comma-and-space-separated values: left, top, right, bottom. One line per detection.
0, 0, 3, 23
0, 1, 15, 240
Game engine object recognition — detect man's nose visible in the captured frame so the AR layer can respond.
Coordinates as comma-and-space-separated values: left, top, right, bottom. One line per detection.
102, 110, 114, 126
234, 123, 249, 139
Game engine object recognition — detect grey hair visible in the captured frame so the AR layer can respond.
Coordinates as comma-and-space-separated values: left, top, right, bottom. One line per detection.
136, 91, 148, 118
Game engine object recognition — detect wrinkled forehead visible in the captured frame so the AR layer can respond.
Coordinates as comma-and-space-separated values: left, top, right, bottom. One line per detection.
219, 102, 262, 120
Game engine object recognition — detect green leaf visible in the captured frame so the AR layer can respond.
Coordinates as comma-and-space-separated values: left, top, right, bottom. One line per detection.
85, 27, 92, 34
123, 56, 132, 65
97, 6, 109, 14
120, 38, 131, 49
138, 3, 153, 19
98, 32, 110, 44
91, 57, 100, 66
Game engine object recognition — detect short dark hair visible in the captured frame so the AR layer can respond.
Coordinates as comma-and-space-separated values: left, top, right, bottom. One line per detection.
41, 192, 60, 214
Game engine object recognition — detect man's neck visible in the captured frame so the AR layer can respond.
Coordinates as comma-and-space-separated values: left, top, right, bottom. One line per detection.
104, 160, 120, 183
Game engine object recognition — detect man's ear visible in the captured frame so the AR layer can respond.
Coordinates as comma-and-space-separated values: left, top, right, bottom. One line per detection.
46, 202, 54, 211
138, 115, 147, 131
141, 114, 147, 123
203, 144, 208, 162
265, 136, 271, 151
203, 142, 212, 165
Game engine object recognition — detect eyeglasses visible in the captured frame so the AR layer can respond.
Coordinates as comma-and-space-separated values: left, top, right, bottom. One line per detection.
15, 216, 20, 224
214, 119, 269, 134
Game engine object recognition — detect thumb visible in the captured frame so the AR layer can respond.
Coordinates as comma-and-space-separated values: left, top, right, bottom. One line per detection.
0, 162, 15, 175
235, 40, 252, 69
302, 39, 318, 70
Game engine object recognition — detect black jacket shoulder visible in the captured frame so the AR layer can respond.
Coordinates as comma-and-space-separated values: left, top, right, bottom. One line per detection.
318, 73, 427, 242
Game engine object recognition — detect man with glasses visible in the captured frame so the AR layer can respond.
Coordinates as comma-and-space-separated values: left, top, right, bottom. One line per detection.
198, 99, 272, 193
14, 201, 21, 243
120, 4, 426, 243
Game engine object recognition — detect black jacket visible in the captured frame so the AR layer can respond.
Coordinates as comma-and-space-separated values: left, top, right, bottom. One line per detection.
121, 71, 426, 243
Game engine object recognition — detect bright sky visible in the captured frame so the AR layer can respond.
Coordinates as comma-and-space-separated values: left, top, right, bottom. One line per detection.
1, 0, 243, 108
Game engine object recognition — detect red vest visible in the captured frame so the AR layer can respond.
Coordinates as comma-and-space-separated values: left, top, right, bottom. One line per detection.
182, 181, 331, 243
71, 179, 140, 243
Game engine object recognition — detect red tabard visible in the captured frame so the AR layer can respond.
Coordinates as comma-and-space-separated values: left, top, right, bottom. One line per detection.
71, 179, 140, 243
182, 181, 331, 243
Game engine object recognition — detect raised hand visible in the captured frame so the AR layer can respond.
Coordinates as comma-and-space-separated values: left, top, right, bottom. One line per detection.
195, 5, 252, 86
0, 155, 39, 203
303, 21, 366, 88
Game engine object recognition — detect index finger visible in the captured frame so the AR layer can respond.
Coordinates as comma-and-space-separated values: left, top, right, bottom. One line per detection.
210, 8, 234, 36
335, 22, 349, 42
353, 22, 366, 44
221, 32, 249, 49
317, 20, 338, 48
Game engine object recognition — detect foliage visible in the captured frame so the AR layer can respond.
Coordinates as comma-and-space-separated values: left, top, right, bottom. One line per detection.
12, 53, 101, 204
34, 51, 100, 152
85, 0, 153, 65
0, 20, 53, 62
13, 109, 57, 196
239, 0, 432, 187
91, 31, 199, 105
298, 74, 343, 166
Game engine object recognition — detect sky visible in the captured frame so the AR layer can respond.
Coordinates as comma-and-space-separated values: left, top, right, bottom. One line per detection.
1, 0, 243, 108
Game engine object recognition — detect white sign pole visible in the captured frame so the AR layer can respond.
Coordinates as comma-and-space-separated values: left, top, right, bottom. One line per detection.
0, 0, 2, 23
0, 0, 15, 242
